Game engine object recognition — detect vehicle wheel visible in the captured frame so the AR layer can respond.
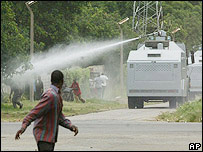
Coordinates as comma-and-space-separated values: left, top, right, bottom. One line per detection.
128, 97, 135, 109
189, 92, 195, 101
169, 98, 176, 108
182, 97, 186, 104
136, 98, 144, 109
178, 97, 186, 107
185, 95, 189, 102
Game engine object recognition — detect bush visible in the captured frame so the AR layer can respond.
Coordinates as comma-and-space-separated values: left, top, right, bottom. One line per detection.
156, 98, 202, 122
1, 93, 10, 103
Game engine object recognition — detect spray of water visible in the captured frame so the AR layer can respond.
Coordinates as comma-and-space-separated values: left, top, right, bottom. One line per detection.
10, 36, 141, 87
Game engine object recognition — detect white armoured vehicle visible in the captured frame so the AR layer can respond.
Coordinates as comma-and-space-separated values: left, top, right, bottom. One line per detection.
127, 30, 189, 109
187, 49, 202, 100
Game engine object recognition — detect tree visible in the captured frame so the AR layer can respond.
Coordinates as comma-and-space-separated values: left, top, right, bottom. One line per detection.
1, 1, 202, 79
162, 1, 202, 51
1, 1, 30, 79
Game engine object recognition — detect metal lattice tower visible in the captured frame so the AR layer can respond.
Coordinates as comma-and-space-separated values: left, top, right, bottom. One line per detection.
132, 1, 163, 36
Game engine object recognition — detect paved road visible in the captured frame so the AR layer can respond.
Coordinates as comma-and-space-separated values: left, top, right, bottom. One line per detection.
1, 102, 202, 151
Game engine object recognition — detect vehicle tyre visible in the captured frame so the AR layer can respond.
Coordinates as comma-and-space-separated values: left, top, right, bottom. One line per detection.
136, 98, 144, 109
169, 98, 176, 108
182, 97, 186, 104
128, 97, 135, 109
178, 97, 187, 107
189, 92, 195, 101
185, 95, 189, 102
176, 97, 183, 107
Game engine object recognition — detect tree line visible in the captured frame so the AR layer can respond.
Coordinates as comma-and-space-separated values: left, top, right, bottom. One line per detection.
1, 1, 202, 78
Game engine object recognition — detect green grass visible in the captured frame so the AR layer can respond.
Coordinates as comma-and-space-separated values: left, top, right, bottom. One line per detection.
156, 98, 202, 122
1, 97, 175, 122
1, 98, 127, 122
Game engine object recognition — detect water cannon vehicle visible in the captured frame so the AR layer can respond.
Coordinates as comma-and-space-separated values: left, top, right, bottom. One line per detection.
127, 30, 189, 109
187, 47, 202, 100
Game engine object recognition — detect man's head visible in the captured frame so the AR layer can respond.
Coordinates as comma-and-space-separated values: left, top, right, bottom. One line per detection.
51, 70, 64, 89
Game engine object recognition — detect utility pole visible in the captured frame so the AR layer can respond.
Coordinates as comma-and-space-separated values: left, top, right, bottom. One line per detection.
25, 1, 37, 102
118, 17, 129, 95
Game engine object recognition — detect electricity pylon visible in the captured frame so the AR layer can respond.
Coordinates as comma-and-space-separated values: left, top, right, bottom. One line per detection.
132, 1, 164, 36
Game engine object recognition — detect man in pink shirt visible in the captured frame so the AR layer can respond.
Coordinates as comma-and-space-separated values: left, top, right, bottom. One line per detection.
15, 70, 78, 151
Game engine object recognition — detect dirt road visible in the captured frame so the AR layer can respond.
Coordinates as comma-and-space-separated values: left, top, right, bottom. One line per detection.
1, 102, 202, 151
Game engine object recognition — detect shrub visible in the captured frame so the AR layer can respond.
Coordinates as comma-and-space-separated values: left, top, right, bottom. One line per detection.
156, 98, 202, 122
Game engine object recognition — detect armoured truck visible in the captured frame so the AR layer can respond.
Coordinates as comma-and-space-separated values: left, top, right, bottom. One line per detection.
127, 30, 189, 109
187, 49, 202, 100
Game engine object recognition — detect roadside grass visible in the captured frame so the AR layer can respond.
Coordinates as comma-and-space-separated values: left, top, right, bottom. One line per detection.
1, 97, 167, 122
1, 98, 162, 122
62, 98, 128, 116
156, 98, 202, 122
1, 98, 127, 122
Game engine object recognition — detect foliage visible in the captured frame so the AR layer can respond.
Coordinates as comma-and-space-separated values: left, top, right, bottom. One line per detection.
1, 1, 202, 79
1, 93, 10, 103
1, 1, 29, 78
156, 98, 202, 122
162, 1, 202, 51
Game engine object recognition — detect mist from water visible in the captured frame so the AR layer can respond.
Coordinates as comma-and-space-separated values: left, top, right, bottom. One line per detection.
10, 36, 141, 87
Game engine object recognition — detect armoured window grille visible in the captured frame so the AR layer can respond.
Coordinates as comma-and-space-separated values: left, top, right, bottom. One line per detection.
135, 64, 171, 71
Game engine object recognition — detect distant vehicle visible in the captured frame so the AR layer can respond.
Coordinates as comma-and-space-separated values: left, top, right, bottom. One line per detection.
127, 30, 189, 109
187, 49, 202, 100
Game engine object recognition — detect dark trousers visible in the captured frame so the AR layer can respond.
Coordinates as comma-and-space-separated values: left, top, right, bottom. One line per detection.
12, 95, 22, 108
37, 141, 55, 151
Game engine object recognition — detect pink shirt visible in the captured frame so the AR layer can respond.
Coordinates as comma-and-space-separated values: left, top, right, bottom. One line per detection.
22, 85, 72, 143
